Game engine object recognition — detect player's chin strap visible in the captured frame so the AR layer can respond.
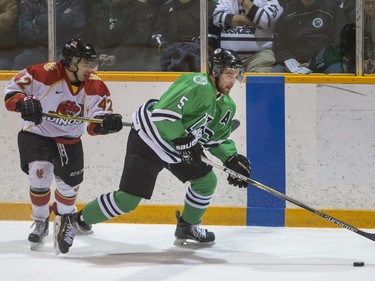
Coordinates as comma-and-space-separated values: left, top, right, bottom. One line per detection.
201, 156, 375, 242
70, 67, 81, 83
65, 62, 81, 83
215, 77, 220, 94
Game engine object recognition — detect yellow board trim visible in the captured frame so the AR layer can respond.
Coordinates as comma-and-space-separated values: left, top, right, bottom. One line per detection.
285, 208, 375, 228
0, 203, 246, 225
1, 203, 375, 228
1, 71, 375, 83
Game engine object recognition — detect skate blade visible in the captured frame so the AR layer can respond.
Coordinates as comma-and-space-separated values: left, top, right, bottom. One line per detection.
53, 215, 61, 256
174, 238, 188, 246
29, 230, 49, 251
76, 226, 94, 236
174, 238, 215, 248
30, 240, 45, 251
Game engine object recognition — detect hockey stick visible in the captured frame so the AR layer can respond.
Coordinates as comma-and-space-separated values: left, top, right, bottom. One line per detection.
42, 112, 132, 127
231, 119, 240, 132
201, 156, 375, 242
43, 113, 239, 131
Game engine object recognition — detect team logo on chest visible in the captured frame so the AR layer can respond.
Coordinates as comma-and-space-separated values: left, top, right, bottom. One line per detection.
46, 101, 84, 126
186, 113, 215, 142
56, 100, 83, 116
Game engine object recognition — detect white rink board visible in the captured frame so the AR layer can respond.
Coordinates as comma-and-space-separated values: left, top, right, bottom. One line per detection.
286, 83, 375, 209
0, 80, 374, 209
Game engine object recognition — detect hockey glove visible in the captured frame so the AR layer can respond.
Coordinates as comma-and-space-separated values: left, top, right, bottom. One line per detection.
224, 154, 251, 188
102, 113, 123, 134
173, 134, 202, 165
16, 96, 43, 125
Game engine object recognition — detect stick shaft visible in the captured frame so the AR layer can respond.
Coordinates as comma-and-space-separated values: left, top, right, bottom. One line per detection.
201, 156, 375, 242
42, 112, 132, 127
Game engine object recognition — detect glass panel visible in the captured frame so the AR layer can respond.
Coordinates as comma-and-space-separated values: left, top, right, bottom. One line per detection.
85, 0, 150, 71
9, 0, 86, 70
271, 0, 355, 74
209, 0, 356, 74
0, 0, 22, 70
146, 0, 213, 72
0, 0, 362, 75
84, 0, 215, 72
364, 0, 375, 74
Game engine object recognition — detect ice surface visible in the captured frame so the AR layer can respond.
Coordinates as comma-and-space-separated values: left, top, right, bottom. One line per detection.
0, 221, 374, 281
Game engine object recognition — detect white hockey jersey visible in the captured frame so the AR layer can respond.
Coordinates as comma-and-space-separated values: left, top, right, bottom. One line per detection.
212, 0, 283, 54
4, 61, 113, 139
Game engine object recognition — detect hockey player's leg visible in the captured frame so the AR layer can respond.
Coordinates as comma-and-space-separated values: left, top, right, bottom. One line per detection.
29, 215, 50, 251
28, 161, 54, 250
53, 177, 80, 255
82, 191, 142, 224
174, 171, 217, 246
55, 190, 141, 255
28, 190, 50, 250
55, 212, 79, 254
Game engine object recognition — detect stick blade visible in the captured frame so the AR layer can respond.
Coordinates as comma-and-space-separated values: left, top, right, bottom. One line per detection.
231, 119, 240, 132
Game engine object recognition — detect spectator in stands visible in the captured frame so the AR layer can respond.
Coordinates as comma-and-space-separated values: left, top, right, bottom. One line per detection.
143, 0, 167, 71
0, 0, 21, 70
210, 0, 283, 73
364, 0, 375, 73
13, 0, 86, 70
272, 0, 347, 74
87, 0, 150, 71
151, 0, 216, 72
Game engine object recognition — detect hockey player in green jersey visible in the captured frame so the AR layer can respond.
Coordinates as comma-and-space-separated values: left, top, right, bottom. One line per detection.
55, 48, 251, 255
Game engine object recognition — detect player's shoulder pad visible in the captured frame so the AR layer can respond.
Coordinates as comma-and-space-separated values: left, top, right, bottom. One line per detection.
179, 73, 209, 86
26, 62, 63, 86
84, 73, 110, 97
87, 72, 103, 81
192, 74, 209, 86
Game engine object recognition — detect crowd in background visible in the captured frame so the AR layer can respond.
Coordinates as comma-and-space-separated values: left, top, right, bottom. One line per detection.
0, 0, 374, 74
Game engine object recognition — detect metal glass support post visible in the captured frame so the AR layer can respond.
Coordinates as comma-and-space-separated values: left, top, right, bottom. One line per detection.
356, 0, 364, 76
200, 0, 208, 74
47, 0, 57, 62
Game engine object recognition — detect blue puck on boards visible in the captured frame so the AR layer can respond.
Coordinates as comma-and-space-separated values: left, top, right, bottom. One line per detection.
353, 261, 365, 267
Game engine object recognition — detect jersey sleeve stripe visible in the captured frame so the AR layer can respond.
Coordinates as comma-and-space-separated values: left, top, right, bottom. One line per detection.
152, 109, 182, 120
136, 100, 181, 162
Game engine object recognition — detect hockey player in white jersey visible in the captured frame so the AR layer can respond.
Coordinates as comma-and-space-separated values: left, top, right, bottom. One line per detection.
3, 38, 123, 250
210, 0, 283, 72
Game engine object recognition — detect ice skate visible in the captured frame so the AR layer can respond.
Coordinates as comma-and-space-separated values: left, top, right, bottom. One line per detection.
53, 213, 78, 255
174, 210, 215, 246
76, 218, 93, 235
28, 217, 49, 251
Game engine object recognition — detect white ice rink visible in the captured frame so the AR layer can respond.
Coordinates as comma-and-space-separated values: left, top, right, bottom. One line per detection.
1, 221, 375, 281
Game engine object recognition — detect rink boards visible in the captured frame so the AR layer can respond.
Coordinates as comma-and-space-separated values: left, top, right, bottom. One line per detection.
0, 73, 374, 227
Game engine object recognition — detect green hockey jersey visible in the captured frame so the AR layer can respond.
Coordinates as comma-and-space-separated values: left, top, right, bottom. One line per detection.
132, 73, 238, 164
